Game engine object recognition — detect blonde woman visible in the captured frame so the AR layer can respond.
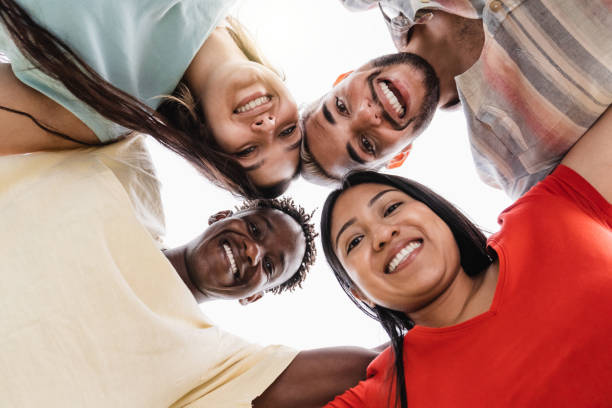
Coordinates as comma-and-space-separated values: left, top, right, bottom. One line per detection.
0, 0, 300, 198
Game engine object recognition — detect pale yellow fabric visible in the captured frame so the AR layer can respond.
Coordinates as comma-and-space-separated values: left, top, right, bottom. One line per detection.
0, 136, 297, 407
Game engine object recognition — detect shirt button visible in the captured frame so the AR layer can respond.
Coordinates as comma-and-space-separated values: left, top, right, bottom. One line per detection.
489, 0, 502, 11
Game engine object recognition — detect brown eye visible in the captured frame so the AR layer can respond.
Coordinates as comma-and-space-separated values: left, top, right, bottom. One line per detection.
384, 202, 403, 217
263, 256, 275, 277
236, 146, 256, 157
360, 135, 376, 156
335, 97, 349, 115
347, 235, 363, 254
248, 221, 261, 238
279, 125, 296, 137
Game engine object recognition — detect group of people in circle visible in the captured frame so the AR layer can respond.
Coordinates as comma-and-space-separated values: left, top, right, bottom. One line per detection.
1, 0, 611, 407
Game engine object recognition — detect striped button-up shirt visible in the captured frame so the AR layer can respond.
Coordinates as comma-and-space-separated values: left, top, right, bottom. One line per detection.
341, 0, 612, 199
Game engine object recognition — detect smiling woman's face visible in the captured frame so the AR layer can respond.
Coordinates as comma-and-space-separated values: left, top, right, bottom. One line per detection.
186, 208, 305, 300
330, 183, 461, 313
201, 60, 302, 189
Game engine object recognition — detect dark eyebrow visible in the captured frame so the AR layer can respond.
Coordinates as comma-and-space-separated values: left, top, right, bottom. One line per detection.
346, 143, 366, 165
285, 139, 301, 152
369, 189, 396, 207
335, 217, 356, 250
322, 103, 336, 125
243, 160, 265, 172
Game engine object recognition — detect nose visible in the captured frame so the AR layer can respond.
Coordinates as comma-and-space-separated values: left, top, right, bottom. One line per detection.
251, 114, 276, 134
372, 224, 398, 251
244, 239, 262, 267
355, 100, 382, 128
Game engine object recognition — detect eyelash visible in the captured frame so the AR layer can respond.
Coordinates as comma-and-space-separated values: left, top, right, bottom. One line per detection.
248, 221, 261, 238
383, 201, 404, 217
360, 135, 376, 156
263, 256, 274, 276
347, 235, 363, 254
336, 97, 348, 115
236, 146, 256, 158
279, 125, 296, 137
384, 202, 403, 216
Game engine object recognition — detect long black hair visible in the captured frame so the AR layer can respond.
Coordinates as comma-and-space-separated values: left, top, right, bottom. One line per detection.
320, 171, 493, 408
0, 0, 290, 198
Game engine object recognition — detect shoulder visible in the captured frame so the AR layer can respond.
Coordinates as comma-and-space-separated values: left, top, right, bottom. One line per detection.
491, 165, 612, 247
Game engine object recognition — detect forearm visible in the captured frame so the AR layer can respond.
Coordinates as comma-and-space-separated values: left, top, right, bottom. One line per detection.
253, 346, 376, 408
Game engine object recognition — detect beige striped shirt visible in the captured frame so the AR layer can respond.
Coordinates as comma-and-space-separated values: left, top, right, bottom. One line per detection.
343, 0, 612, 198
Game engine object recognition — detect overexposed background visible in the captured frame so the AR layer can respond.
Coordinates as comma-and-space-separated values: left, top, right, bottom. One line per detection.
147, 0, 511, 350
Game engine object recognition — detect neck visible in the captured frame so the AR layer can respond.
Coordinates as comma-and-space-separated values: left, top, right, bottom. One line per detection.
184, 26, 247, 98
403, 11, 484, 108
408, 260, 499, 327
163, 245, 211, 303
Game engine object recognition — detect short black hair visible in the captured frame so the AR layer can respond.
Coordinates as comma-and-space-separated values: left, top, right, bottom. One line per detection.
237, 197, 317, 294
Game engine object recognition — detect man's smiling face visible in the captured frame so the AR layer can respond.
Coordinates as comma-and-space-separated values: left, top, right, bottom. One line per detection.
303, 53, 440, 179
185, 208, 305, 301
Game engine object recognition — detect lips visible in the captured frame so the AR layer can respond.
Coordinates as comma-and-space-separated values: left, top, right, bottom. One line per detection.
233, 92, 272, 115
221, 240, 243, 284
384, 239, 423, 274
376, 78, 411, 124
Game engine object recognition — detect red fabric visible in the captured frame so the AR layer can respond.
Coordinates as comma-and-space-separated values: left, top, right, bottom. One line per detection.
326, 165, 612, 407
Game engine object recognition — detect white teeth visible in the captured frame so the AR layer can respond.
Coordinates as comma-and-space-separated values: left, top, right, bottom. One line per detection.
223, 243, 239, 276
235, 96, 271, 113
386, 241, 422, 274
380, 82, 405, 116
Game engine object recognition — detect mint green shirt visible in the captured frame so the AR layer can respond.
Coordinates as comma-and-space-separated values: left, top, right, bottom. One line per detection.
0, 0, 236, 142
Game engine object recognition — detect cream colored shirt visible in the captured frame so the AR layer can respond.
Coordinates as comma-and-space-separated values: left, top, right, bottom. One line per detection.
0, 136, 297, 407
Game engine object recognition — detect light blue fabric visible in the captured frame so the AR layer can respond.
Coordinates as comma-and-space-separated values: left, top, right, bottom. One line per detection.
0, 0, 237, 142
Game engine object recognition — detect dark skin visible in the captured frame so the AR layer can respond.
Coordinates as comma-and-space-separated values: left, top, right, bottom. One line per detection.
165, 208, 305, 304
164, 207, 378, 407
254, 347, 376, 408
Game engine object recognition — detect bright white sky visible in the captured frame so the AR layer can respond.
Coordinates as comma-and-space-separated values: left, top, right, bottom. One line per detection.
146, 0, 511, 350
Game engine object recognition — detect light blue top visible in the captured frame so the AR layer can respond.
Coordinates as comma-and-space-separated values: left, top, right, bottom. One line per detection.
0, 0, 236, 142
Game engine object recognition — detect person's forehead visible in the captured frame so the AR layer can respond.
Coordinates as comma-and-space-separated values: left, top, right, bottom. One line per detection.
305, 99, 353, 174
332, 184, 401, 226
236, 208, 299, 234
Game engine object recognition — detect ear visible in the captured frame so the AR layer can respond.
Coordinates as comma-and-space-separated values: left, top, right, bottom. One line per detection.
414, 12, 434, 25
350, 287, 375, 309
239, 292, 264, 306
208, 210, 233, 226
386, 144, 412, 169
333, 70, 354, 87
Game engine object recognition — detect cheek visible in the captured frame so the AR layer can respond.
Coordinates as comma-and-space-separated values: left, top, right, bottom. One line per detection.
344, 254, 380, 295
378, 129, 408, 153
207, 121, 246, 153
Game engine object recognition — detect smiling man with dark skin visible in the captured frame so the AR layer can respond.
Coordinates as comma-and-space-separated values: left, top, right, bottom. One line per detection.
164, 198, 315, 305
1, 133, 377, 408
161, 197, 378, 408
303, 0, 612, 199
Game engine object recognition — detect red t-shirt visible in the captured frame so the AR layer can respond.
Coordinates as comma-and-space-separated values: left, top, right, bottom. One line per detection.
326, 165, 612, 407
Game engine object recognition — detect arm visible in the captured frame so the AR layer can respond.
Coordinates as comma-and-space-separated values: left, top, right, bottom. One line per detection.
0, 63, 99, 155
561, 106, 612, 202
253, 346, 376, 408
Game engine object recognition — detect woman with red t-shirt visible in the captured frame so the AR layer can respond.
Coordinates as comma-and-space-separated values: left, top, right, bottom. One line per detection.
320, 108, 612, 408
